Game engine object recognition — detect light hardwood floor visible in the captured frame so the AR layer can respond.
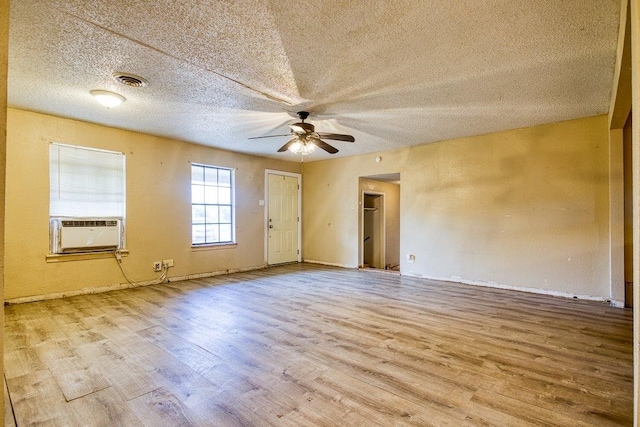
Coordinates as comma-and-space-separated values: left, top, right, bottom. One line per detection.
4, 263, 633, 426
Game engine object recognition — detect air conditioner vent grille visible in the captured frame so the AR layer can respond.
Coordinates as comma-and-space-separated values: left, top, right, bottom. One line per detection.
61, 220, 118, 227
113, 72, 148, 87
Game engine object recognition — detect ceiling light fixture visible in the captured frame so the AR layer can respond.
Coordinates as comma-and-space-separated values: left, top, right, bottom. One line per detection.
90, 90, 125, 108
289, 138, 316, 155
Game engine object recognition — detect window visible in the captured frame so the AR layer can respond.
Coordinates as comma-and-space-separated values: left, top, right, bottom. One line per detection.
49, 143, 126, 254
191, 163, 235, 245
50, 143, 126, 218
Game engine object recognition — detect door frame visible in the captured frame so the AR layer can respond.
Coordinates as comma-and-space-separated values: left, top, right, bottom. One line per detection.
360, 190, 386, 269
265, 169, 302, 265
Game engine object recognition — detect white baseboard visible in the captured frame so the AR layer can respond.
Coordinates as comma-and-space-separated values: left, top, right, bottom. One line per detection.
8, 263, 623, 310
302, 259, 358, 269
401, 272, 616, 305
5, 263, 268, 304
167, 264, 267, 282
298, 262, 617, 306
6, 280, 155, 304
609, 299, 625, 308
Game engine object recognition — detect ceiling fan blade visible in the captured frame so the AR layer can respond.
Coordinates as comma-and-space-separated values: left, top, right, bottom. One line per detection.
312, 138, 339, 154
248, 133, 291, 140
277, 137, 298, 152
289, 124, 308, 134
317, 132, 355, 142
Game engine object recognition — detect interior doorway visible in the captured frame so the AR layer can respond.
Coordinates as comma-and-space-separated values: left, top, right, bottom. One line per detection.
363, 193, 385, 269
359, 174, 400, 271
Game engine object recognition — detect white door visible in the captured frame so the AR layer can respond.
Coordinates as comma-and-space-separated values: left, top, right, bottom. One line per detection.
268, 173, 299, 265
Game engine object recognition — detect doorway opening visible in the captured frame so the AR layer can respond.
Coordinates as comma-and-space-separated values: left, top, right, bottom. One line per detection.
359, 174, 400, 272
363, 193, 384, 269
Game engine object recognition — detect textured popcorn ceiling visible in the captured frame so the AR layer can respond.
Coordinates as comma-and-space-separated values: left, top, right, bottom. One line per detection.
8, 0, 621, 160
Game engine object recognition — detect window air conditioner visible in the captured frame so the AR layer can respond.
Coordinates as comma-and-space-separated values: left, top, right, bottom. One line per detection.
51, 218, 122, 253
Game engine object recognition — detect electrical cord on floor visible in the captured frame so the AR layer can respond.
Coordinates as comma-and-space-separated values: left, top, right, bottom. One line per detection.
113, 251, 168, 286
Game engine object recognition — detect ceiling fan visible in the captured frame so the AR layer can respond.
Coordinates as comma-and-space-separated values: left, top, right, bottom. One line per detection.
249, 111, 355, 155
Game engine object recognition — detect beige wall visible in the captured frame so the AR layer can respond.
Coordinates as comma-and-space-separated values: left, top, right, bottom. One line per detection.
625, 115, 634, 285
609, 127, 626, 304
304, 115, 613, 299
630, 0, 640, 422
1, 0, 8, 418
5, 109, 300, 300
303, 148, 410, 268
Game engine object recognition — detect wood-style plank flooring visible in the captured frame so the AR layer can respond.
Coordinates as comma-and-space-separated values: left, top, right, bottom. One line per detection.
4, 263, 633, 426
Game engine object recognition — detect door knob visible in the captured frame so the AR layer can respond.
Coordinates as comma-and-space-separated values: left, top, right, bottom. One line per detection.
269, 225, 273, 228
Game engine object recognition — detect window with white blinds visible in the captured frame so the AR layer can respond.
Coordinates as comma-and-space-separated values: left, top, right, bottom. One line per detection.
50, 143, 125, 218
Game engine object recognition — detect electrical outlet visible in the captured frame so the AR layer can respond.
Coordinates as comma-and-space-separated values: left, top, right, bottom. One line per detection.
162, 259, 174, 268
153, 261, 162, 272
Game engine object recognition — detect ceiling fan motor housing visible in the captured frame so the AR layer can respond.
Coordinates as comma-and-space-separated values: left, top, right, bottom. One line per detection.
292, 122, 315, 133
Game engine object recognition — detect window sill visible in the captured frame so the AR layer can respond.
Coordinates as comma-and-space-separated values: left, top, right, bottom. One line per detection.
191, 243, 237, 251
46, 250, 129, 263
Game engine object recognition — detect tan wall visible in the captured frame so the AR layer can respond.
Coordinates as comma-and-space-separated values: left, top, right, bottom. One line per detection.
0, 0, 8, 418
624, 115, 634, 284
5, 110, 616, 301
302, 148, 410, 267
5, 109, 300, 300
630, 0, 640, 422
304, 115, 612, 298
609, 127, 625, 305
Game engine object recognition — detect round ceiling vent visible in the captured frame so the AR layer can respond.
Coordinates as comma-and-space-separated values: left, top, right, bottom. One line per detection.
112, 72, 148, 88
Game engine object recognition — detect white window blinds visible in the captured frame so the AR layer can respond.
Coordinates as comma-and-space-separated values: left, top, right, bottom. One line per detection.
50, 143, 125, 218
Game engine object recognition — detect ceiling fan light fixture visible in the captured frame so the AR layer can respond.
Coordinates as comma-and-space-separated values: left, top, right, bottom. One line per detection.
289, 139, 316, 155
249, 112, 353, 155
90, 90, 125, 108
